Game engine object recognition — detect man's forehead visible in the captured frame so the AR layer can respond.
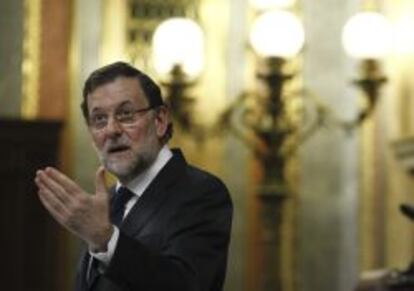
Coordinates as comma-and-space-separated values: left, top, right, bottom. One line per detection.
91, 77, 143, 94
87, 77, 147, 108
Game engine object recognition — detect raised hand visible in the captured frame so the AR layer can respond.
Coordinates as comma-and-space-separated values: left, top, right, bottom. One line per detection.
35, 166, 113, 252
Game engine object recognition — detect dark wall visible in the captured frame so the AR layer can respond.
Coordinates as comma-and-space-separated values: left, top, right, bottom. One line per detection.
0, 119, 62, 290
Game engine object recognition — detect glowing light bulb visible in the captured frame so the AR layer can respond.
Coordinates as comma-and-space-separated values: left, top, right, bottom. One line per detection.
249, 10, 304, 58
152, 18, 204, 78
342, 12, 392, 59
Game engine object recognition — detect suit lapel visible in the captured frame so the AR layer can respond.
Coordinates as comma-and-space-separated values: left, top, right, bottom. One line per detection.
121, 149, 186, 236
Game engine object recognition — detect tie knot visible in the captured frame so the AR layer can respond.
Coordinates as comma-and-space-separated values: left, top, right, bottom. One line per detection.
110, 186, 135, 226
117, 186, 135, 200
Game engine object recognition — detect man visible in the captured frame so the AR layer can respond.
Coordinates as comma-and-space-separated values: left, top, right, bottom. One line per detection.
35, 61, 233, 291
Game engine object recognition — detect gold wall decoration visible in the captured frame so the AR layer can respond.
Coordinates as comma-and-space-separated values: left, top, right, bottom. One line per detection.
21, 0, 41, 119
127, 0, 200, 72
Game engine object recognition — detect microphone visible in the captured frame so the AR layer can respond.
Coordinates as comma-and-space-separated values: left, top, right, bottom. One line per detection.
400, 203, 414, 221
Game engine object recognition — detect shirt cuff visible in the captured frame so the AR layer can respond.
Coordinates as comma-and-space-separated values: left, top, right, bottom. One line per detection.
89, 226, 120, 267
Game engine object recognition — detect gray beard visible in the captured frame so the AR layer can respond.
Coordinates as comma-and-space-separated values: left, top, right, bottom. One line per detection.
103, 151, 157, 184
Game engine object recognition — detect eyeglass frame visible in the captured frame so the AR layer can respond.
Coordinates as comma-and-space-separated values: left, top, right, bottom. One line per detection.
88, 105, 159, 131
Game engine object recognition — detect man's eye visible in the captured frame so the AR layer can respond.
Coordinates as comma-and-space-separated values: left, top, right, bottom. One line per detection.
91, 114, 107, 124
118, 110, 134, 119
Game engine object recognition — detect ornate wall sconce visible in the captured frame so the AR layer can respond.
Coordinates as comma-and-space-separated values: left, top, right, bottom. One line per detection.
242, 8, 305, 291
151, 11, 392, 144
151, 17, 204, 136
341, 11, 392, 129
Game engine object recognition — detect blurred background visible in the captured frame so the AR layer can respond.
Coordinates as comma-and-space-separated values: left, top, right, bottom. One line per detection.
1, 0, 414, 290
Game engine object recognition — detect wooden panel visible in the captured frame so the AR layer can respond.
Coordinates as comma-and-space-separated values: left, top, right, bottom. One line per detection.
38, 0, 71, 119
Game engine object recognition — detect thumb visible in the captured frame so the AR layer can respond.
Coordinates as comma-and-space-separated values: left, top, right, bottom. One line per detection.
95, 166, 108, 197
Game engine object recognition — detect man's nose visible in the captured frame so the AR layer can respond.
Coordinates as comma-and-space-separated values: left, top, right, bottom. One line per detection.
105, 116, 123, 135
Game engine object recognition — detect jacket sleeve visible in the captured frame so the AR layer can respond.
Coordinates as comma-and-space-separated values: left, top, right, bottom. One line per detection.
103, 177, 233, 291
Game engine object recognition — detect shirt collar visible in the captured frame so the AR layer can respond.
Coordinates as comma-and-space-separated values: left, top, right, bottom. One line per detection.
116, 145, 173, 197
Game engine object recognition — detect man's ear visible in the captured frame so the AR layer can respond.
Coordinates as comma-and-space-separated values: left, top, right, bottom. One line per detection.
154, 106, 169, 137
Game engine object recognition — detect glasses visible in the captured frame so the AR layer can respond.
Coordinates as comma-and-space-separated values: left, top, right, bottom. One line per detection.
89, 105, 156, 130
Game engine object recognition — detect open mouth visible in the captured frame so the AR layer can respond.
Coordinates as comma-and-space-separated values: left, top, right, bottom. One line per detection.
108, 145, 130, 154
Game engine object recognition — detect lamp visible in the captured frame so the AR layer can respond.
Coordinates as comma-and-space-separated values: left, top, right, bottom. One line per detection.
249, 10, 304, 58
152, 17, 204, 79
341, 11, 391, 129
245, 9, 304, 291
342, 12, 392, 59
218, 9, 305, 160
152, 17, 204, 133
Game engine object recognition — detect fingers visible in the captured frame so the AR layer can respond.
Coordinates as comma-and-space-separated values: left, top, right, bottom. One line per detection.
34, 166, 113, 246
43, 167, 82, 197
34, 167, 83, 217
35, 175, 68, 222
35, 169, 70, 205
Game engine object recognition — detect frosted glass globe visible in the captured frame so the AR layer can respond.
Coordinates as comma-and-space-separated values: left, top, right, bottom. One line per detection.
249, 10, 304, 58
152, 18, 204, 78
342, 12, 392, 59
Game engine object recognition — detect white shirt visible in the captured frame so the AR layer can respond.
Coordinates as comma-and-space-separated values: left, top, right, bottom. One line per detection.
90, 145, 173, 267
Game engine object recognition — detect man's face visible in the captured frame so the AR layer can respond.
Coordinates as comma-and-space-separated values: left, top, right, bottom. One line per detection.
86, 77, 168, 183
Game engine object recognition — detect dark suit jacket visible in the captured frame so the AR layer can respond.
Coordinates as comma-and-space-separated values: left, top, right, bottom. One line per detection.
75, 149, 233, 291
